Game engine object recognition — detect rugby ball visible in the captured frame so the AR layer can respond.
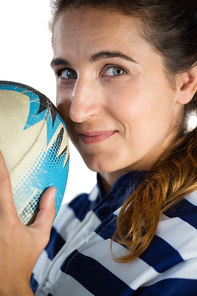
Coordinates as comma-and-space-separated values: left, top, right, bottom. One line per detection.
0, 81, 69, 225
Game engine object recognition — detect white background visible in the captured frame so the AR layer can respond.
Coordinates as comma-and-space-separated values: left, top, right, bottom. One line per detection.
0, 0, 96, 203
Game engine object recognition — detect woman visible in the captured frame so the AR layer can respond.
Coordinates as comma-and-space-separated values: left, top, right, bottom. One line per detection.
0, 0, 197, 295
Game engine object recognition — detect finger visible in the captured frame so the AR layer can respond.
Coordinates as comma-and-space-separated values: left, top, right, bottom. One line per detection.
29, 187, 56, 247
0, 151, 16, 215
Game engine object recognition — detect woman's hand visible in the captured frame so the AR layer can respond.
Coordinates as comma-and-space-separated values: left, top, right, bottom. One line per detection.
0, 151, 56, 295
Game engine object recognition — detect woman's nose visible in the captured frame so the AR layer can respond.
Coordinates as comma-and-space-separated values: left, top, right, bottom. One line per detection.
69, 77, 101, 123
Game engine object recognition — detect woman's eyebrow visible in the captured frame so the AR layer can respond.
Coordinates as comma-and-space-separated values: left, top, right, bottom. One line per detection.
50, 51, 137, 68
90, 51, 138, 64
50, 58, 71, 68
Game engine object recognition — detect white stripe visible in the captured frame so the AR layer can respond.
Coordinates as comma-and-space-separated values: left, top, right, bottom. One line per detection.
62, 211, 101, 251
53, 204, 80, 241
88, 185, 99, 201
185, 191, 197, 206
33, 250, 52, 289
114, 206, 122, 216
35, 289, 46, 296
46, 272, 94, 296
143, 257, 197, 287
79, 235, 159, 290
156, 214, 197, 261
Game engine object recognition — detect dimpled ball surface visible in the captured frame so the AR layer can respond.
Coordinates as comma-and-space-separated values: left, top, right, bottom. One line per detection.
0, 81, 69, 225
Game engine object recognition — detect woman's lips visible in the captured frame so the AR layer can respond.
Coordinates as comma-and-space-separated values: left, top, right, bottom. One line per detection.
77, 130, 117, 144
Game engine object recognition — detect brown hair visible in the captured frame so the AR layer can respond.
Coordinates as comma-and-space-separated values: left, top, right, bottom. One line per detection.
50, 0, 197, 262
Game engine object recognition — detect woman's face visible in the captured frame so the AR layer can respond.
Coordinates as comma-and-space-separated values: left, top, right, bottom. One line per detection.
52, 7, 183, 185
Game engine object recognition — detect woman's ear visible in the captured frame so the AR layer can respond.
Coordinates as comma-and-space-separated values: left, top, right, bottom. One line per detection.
176, 65, 197, 105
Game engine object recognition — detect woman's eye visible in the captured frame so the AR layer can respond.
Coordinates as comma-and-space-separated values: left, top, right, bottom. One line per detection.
61, 69, 77, 79
104, 66, 126, 77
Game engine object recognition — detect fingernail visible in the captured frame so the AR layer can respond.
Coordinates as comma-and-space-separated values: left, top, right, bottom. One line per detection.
51, 187, 57, 200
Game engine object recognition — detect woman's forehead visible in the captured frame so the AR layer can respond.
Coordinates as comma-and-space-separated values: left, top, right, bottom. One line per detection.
53, 7, 143, 40
52, 7, 150, 61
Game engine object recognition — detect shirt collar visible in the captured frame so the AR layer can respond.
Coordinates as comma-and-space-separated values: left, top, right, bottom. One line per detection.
97, 170, 147, 205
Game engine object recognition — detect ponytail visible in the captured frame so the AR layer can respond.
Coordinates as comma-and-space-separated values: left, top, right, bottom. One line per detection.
114, 127, 197, 262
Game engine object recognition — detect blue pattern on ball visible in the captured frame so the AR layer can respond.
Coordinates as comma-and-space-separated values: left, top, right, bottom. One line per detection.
0, 81, 69, 225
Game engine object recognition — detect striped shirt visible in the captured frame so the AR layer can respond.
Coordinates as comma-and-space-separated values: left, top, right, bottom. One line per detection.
30, 171, 197, 295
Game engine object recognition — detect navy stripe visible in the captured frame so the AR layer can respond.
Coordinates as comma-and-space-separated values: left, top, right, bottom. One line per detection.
30, 273, 39, 293
45, 227, 65, 260
69, 193, 98, 221
135, 278, 197, 296
140, 235, 183, 273
61, 250, 134, 296
165, 198, 197, 229
93, 196, 120, 221
93, 172, 146, 222
93, 185, 133, 222
95, 213, 117, 240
